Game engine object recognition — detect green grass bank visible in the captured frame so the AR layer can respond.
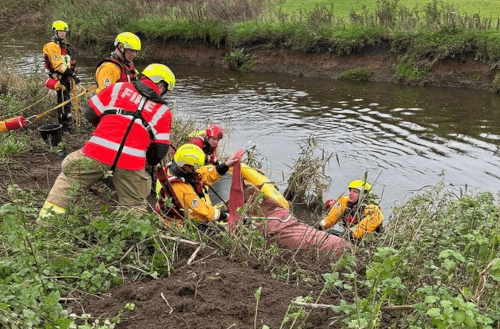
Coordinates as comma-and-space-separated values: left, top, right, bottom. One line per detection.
3, 0, 500, 90
50, 0, 500, 91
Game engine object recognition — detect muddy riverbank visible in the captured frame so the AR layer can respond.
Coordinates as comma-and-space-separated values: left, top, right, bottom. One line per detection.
143, 38, 496, 92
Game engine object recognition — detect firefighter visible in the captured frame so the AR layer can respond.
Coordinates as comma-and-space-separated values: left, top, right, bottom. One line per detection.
38, 64, 176, 220
95, 32, 141, 92
43, 20, 80, 134
189, 124, 224, 165
318, 180, 384, 240
156, 144, 240, 226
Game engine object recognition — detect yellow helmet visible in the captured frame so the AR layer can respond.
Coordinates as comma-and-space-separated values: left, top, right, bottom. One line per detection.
348, 180, 372, 192
174, 144, 205, 168
52, 21, 69, 31
142, 64, 176, 91
114, 32, 141, 51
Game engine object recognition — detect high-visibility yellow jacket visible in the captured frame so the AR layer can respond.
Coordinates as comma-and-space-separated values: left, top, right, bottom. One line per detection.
95, 55, 138, 92
165, 164, 225, 222
43, 40, 72, 75
320, 195, 384, 238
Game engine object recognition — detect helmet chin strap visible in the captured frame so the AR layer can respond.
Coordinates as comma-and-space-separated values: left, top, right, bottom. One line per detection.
117, 44, 130, 65
53, 30, 62, 42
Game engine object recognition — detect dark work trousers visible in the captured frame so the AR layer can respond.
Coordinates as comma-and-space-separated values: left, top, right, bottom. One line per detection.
57, 79, 74, 131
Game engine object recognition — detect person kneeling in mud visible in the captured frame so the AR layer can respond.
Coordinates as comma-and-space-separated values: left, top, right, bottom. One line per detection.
156, 144, 240, 230
318, 180, 384, 241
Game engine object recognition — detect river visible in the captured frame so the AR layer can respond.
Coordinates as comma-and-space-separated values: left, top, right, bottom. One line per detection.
2, 29, 500, 214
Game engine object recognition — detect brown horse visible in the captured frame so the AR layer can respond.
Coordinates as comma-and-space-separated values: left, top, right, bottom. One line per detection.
237, 185, 351, 258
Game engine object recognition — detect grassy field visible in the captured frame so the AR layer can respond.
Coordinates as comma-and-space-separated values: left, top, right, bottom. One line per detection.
279, 0, 500, 18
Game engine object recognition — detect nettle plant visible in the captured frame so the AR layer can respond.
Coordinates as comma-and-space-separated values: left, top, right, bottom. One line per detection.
325, 183, 500, 328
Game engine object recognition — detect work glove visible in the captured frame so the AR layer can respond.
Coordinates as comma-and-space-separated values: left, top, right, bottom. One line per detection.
54, 81, 65, 91
72, 75, 81, 85
64, 68, 74, 77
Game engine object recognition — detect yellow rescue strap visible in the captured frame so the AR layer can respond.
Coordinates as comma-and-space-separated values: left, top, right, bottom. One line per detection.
26, 85, 97, 126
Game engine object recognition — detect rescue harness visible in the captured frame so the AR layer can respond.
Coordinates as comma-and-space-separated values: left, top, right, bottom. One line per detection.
96, 54, 138, 83
104, 80, 168, 173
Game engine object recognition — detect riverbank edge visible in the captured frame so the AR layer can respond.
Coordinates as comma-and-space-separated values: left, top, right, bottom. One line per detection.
140, 38, 496, 91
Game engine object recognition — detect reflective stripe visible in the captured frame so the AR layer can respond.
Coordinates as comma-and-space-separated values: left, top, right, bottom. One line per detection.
155, 133, 170, 141
212, 208, 221, 221
149, 105, 170, 140
149, 104, 169, 128
39, 201, 66, 219
89, 136, 146, 157
91, 94, 105, 115
109, 83, 122, 108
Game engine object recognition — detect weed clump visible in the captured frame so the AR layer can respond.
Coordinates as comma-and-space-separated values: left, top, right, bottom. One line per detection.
338, 67, 373, 81
223, 48, 257, 71
283, 136, 334, 210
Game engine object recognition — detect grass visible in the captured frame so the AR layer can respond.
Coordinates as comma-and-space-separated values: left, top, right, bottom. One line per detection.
338, 67, 373, 81
44, 0, 500, 86
278, 0, 500, 19
4, 0, 500, 85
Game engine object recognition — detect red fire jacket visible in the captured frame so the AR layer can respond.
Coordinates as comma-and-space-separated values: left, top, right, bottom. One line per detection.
82, 79, 172, 170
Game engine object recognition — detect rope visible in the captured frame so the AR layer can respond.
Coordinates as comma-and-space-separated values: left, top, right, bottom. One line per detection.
0, 92, 51, 121
71, 82, 82, 127
28, 85, 97, 124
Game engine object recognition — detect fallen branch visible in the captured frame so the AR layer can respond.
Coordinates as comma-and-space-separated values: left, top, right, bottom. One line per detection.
381, 305, 415, 311
119, 237, 153, 262
161, 292, 174, 314
159, 234, 212, 248
124, 265, 157, 279
187, 244, 203, 265
290, 301, 416, 311
290, 301, 333, 309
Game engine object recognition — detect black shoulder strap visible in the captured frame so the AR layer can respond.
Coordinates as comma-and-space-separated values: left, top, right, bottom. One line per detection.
110, 96, 147, 173
132, 80, 169, 105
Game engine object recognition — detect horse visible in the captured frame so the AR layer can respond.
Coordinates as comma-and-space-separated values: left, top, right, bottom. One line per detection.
235, 185, 351, 258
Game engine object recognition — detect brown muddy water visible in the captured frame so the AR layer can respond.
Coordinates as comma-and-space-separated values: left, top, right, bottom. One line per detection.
2, 29, 500, 215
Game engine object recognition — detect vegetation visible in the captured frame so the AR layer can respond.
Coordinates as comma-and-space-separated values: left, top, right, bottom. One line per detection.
338, 67, 373, 81
283, 136, 334, 211
278, 0, 500, 19
1, 68, 500, 327
47, 0, 500, 85
1, 1, 500, 326
3, 0, 500, 86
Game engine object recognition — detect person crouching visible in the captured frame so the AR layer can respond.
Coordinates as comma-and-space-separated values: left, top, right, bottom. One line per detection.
156, 144, 240, 229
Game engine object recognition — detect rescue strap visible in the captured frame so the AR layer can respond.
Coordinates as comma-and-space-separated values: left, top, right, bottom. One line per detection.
109, 96, 147, 173
25, 85, 97, 126
156, 164, 186, 219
